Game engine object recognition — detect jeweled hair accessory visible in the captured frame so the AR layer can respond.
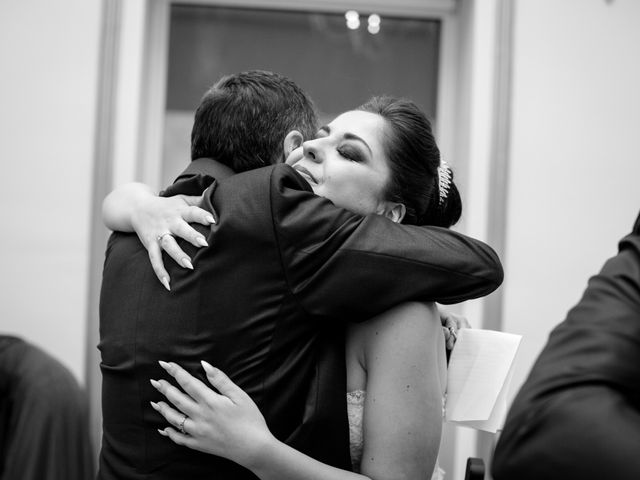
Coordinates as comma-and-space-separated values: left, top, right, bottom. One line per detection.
437, 160, 452, 205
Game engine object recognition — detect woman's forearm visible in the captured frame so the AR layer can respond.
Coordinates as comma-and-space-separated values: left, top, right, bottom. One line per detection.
152, 362, 372, 480
102, 182, 156, 232
247, 435, 370, 480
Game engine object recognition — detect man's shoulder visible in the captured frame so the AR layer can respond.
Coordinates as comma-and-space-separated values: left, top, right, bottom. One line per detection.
222, 163, 308, 186
209, 164, 335, 244
104, 230, 139, 256
163, 162, 311, 196
214, 164, 314, 201
269, 163, 313, 192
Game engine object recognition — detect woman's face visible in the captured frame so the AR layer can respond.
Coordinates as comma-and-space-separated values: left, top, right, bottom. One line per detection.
286, 110, 393, 217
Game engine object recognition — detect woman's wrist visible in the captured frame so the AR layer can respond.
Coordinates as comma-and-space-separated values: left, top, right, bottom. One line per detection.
129, 191, 159, 233
102, 182, 157, 232
239, 431, 281, 475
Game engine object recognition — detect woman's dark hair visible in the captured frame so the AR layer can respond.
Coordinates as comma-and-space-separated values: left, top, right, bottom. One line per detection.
357, 96, 462, 228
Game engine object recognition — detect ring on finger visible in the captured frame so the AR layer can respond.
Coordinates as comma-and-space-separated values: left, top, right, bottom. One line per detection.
157, 232, 173, 244
448, 326, 457, 340
179, 413, 188, 435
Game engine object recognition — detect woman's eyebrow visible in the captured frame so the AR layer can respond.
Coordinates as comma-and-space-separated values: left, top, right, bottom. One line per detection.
322, 125, 372, 155
343, 133, 372, 155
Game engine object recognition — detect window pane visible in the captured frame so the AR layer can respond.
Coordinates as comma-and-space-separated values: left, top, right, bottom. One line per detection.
163, 4, 440, 182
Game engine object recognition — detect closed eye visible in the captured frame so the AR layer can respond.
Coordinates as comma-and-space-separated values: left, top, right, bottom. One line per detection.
338, 146, 364, 163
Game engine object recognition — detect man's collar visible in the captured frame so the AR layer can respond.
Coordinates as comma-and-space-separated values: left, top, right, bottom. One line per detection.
160, 158, 235, 198
175, 157, 235, 182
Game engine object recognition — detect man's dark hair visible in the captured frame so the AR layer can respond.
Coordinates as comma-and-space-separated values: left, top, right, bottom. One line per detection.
190, 70, 318, 172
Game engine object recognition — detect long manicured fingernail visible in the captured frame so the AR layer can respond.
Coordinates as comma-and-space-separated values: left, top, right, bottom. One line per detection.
181, 258, 194, 269
158, 360, 171, 372
150, 401, 160, 411
196, 236, 208, 247
158, 428, 168, 436
161, 277, 171, 291
150, 379, 161, 390
201, 360, 215, 374
205, 215, 216, 224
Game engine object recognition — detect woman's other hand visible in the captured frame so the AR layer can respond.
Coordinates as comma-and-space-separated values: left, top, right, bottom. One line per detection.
131, 193, 214, 290
439, 308, 471, 351
150, 361, 273, 468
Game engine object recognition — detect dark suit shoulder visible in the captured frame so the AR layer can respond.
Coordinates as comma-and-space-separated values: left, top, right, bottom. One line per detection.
269, 163, 315, 192
214, 164, 307, 192
268, 164, 358, 245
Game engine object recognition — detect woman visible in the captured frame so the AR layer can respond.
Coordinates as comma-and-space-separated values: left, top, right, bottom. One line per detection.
104, 96, 464, 479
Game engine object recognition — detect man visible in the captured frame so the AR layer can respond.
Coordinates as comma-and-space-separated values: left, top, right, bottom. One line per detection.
492, 210, 640, 480
99, 70, 503, 479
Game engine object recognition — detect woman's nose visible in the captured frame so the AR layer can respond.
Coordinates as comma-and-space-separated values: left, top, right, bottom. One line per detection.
302, 140, 322, 163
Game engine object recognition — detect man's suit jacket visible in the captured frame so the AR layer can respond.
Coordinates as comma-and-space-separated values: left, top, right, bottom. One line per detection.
99, 159, 503, 479
493, 210, 640, 480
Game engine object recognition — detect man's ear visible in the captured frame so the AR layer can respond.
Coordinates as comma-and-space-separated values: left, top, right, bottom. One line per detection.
377, 202, 406, 224
282, 130, 304, 162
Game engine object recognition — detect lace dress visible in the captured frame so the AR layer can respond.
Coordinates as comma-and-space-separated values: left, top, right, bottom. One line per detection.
347, 390, 445, 479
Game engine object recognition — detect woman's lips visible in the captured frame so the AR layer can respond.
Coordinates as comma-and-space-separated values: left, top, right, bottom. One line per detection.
293, 165, 318, 184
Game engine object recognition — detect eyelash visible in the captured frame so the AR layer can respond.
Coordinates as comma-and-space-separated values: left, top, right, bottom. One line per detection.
338, 146, 361, 162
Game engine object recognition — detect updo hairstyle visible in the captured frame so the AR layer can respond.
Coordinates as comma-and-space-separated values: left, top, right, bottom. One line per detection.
357, 96, 462, 228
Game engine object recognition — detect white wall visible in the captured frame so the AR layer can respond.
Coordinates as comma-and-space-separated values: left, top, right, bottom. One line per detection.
0, 0, 102, 383
503, 0, 640, 401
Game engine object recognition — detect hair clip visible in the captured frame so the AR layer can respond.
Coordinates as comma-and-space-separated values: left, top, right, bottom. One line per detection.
437, 160, 451, 205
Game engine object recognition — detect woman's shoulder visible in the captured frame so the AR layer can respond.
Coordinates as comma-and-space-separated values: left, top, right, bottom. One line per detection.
346, 301, 441, 384
348, 302, 439, 342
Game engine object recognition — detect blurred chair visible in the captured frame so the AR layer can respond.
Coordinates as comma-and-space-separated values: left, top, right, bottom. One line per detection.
0, 335, 94, 480
465, 457, 485, 480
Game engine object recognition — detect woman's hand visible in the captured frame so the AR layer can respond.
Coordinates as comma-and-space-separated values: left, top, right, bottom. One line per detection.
150, 361, 274, 469
439, 308, 471, 351
131, 193, 214, 290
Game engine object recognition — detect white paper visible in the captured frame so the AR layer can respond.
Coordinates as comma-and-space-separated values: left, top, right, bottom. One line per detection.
444, 328, 522, 433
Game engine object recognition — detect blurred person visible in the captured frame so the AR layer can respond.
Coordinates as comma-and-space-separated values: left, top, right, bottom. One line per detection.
99, 71, 503, 479
492, 209, 640, 480
0, 335, 94, 480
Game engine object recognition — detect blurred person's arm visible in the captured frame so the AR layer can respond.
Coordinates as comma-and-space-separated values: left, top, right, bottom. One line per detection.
492, 210, 640, 480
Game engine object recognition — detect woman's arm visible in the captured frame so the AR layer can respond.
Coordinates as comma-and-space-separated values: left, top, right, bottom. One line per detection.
102, 182, 156, 232
350, 302, 446, 480
102, 182, 214, 287
151, 361, 371, 480
151, 304, 446, 480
